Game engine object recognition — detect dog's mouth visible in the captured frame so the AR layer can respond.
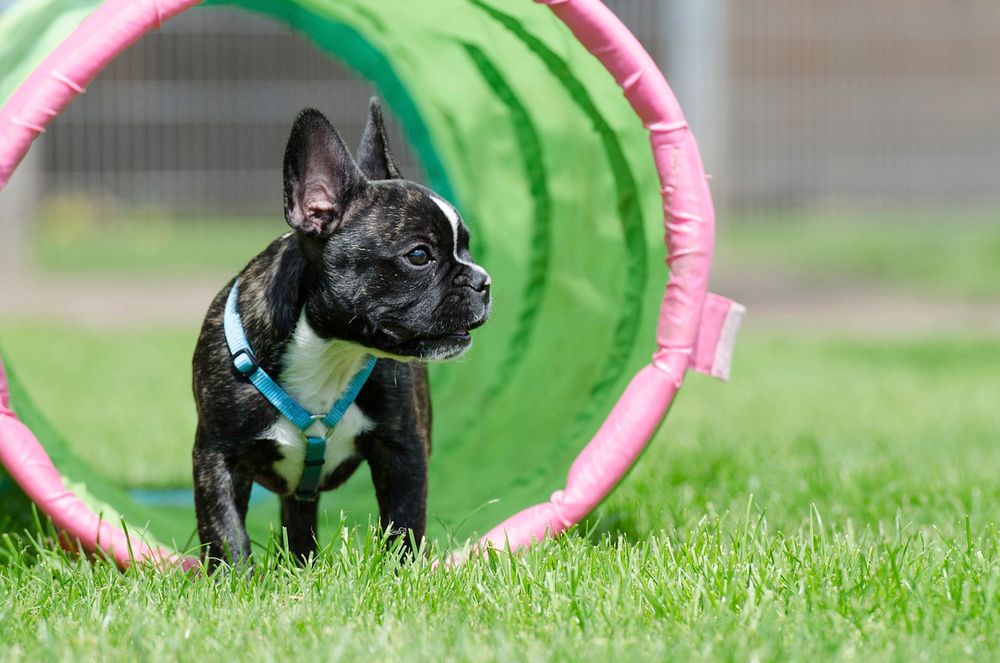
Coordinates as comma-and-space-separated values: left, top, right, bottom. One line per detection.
410, 329, 473, 361
425, 330, 471, 342
379, 322, 480, 361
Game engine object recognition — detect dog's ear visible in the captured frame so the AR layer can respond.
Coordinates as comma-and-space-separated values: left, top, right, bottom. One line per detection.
283, 108, 365, 239
356, 97, 402, 181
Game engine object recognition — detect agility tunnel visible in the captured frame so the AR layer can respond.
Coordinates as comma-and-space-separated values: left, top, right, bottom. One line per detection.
0, 0, 743, 567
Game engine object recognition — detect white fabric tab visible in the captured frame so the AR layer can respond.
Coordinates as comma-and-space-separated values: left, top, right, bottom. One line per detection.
689, 293, 746, 382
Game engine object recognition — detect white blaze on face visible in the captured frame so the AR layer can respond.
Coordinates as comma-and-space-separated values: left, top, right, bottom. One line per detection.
430, 195, 491, 284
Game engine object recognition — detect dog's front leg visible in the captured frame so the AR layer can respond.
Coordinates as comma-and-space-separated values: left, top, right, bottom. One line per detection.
193, 442, 253, 568
280, 495, 318, 562
364, 434, 428, 553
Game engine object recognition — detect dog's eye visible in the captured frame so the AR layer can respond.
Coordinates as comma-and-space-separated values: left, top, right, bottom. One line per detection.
405, 246, 432, 266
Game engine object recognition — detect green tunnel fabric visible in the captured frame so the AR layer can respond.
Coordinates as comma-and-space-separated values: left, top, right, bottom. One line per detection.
0, 0, 667, 546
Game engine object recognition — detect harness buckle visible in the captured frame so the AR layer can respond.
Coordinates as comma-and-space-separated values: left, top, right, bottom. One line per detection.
232, 348, 259, 376
305, 414, 339, 442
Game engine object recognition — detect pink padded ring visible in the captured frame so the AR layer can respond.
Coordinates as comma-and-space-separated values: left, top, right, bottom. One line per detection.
0, 0, 741, 567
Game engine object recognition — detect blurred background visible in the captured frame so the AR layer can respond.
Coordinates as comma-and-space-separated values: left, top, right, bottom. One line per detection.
2, 0, 998, 329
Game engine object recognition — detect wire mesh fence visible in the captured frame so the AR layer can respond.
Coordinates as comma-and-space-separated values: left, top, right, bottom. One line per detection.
19, 1, 1000, 221
35, 8, 419, 217
727, 0, 1000, 210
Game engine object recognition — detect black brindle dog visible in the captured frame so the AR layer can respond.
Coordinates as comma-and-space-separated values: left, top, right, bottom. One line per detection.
192, 98, 491, 567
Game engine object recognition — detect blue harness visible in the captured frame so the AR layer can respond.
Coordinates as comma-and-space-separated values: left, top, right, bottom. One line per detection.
223, 279, 377, 501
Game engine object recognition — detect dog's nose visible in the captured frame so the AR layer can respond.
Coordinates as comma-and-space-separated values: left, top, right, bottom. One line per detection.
456, 267, 490, 294
470, 270, 490, 294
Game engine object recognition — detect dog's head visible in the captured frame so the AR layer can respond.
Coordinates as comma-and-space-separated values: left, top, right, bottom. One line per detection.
282, 99, 491, 361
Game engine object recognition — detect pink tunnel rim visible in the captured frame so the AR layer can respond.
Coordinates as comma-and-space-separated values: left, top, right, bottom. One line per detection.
0, 0, 716, 566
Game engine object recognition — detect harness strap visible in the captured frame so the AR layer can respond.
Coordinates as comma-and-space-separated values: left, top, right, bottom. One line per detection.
298, 436, 328, 502
223, 279, 377, 501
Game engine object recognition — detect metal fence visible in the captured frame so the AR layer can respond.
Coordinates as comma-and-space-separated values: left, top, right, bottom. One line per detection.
36, 8, 416, 216
27, 1, 1000, 216
727, 0, 1000, 209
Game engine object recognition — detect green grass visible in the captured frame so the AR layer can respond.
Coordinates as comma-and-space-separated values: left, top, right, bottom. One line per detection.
2, 509, 1000, 661
34, 214, 283, 278
32, 208, 1000, 296
6, 205, 1000, 659
717, 208, 1000, 298
0, 322, 197, 488
2, 328, 1000, 659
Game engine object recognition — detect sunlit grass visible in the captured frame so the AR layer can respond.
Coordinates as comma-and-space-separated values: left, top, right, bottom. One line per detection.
32, 208, 1000, 297
34, 213, 282, 278
2, 495, 1000, 660
5, 207, 1000, 659
718, 208, 1000, 297
2, 330, 999, 658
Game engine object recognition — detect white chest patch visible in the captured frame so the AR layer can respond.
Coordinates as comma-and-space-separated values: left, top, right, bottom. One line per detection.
256, 315, 374, 491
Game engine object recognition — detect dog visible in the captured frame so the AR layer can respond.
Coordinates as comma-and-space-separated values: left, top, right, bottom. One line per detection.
191, 98, 491, 567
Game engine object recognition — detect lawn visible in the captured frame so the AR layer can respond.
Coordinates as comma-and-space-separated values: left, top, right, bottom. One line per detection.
717, 208, 1000, 298
1, 328, 999, 660
2, 212, 999, 659
32, 208, 1000, 296
34, 213, 282, 279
